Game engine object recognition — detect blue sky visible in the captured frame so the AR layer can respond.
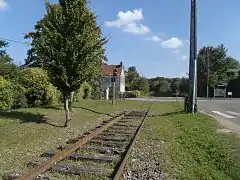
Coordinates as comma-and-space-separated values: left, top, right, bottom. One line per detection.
0, 0, 240, 78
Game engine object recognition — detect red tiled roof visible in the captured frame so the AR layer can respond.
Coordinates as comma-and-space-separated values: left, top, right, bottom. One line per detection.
102, 64, 122, 76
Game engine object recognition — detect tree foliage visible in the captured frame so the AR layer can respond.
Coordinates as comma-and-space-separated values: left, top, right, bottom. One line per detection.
24, 0, 107, 126
74, 81, 92, 101
125, 66, 149, 94
197, 44, 239, 97
0, 40, 20, 81
20, 68, 60, 107
179, 78, 189, 94
158, 79, 169, 93
170, 78, 180, 93
227, 77, 240, 97
0, 76, 13, 110
148, 77, 189, 96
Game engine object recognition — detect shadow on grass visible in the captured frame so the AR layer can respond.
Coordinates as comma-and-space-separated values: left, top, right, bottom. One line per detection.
72, 106, 113, 117
40, 105, 113, 117
0, 111, 65, 128
149, 110, 186, 118
161, 110, 186, 116
40, 105, 63, 110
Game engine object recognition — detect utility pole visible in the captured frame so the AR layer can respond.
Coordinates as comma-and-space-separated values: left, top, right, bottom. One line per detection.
112, 80, 116, 105
206, 48, 209, 99
188, 0, 197, 113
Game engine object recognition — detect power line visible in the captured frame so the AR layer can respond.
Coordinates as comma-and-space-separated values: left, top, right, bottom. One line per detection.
0, 37, 29, 45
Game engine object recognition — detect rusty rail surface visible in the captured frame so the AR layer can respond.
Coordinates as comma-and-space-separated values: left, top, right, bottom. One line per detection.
15, 113, 126, 180
4, 100, 153, 180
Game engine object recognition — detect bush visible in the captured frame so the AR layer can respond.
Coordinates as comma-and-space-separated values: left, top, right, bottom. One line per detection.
124, 90, 141, 98
0, 76, 13, 110
74, 82, 92, 101
45, 83, 61, 105
91, 85, 101, 100
91, 80, 102, 100
11, 84, 28, 109
140, 91, 147, 96
20, 68, 60, 107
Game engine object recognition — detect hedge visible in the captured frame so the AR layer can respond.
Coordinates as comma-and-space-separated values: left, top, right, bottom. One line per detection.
124, 90, 141, 98
74, 82, 92, 101
0, 76, 13, 110
20, 68, 60, 107
11, 83, 28, 109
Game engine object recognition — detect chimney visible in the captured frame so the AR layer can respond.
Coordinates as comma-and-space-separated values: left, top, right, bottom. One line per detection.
120, 61, 123, 67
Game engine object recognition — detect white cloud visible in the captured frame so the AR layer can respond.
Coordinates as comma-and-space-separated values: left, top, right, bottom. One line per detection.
161, 37, 183, 49
0, 0, 8, 10
151, 36, 162, 42
105, 9, 150, 35
150, 36, 184, 50
105, 9, 143, 27
123, 23, 150, 34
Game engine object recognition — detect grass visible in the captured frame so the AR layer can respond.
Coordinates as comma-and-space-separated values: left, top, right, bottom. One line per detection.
2, 100, 240, 179
0, 99, 148, 177
126, 101, 240, 180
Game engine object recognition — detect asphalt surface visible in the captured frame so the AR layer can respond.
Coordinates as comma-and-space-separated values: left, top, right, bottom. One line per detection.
127, 97, 240, 133
198, 99, 240, 126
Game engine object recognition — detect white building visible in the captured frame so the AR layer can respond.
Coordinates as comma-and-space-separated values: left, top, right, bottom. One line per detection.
101, 62, 125, 98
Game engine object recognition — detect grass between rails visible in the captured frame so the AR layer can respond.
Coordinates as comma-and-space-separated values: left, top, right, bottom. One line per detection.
126, 101, 240, 180
0, 99, 149, 177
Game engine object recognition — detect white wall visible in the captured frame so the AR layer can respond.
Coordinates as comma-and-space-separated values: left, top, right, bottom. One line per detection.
101, 68, 125, 96
119, 69, 125, 93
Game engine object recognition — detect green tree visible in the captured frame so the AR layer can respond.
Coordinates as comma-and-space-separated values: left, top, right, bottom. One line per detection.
125, 66, 149, 93
25, 0, 107, 127
139, 77, 149, 94
197, 44, 239, 97
170, 78, 180, 93
158, 79, 169, 93
179, 78, 189, 95
0, 40, 28, 109
0, 40, 20, 80
227, 77, 240, 97
125, 66, 140, 91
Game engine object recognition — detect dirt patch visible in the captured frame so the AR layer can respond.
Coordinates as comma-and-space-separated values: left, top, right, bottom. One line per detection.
216, 128, 233, 134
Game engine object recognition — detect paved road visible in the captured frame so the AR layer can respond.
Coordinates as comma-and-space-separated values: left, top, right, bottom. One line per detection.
127, 97, 208, 102
127, 97, 240, 133
127, 97, 184, 102
198, 99, 240, 126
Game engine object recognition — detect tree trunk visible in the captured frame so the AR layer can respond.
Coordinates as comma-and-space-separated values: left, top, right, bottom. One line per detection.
69, 91, 74, 111
64, 96, 71, 127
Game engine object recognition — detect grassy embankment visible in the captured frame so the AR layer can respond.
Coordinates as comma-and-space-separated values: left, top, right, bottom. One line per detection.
1, 100, 240, 179
126, 101, 240, 180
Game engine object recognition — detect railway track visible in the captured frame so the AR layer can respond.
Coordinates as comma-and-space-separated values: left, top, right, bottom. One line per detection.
3, 101, 153, 180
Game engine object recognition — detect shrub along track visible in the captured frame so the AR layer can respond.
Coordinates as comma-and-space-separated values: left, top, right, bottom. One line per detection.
3, 101, 153, 180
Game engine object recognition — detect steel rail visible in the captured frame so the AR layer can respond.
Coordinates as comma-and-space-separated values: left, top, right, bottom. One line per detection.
16, 113, 126, 180
12, 100, 152, 180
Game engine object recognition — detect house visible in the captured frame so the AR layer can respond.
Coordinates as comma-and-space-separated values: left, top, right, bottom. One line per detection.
101, 62, 125, 98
